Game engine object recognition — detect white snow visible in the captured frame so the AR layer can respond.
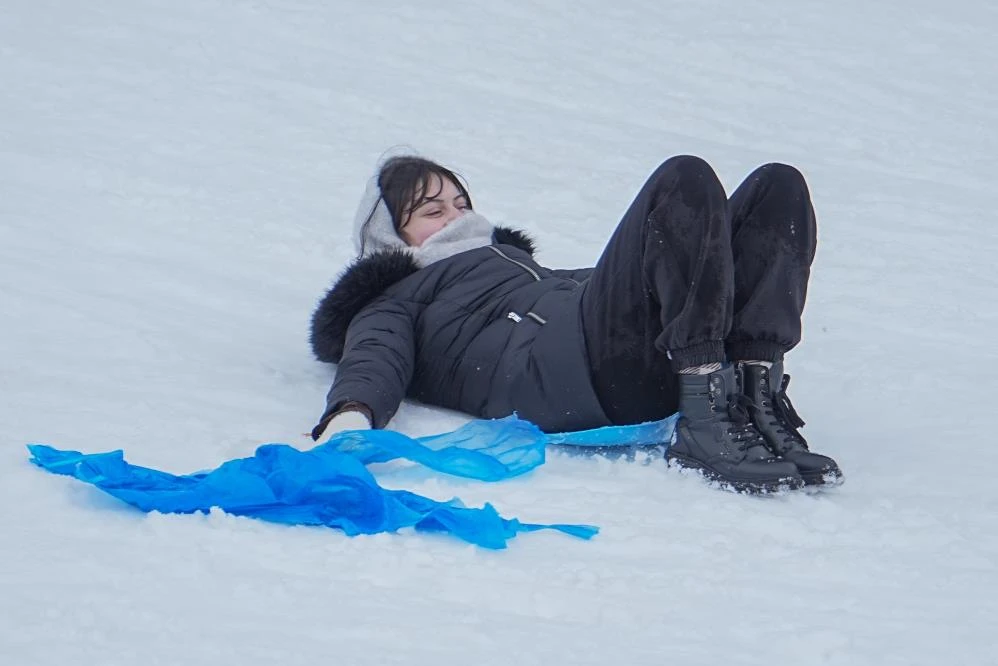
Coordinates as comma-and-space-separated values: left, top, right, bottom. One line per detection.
3, 0, 997, 664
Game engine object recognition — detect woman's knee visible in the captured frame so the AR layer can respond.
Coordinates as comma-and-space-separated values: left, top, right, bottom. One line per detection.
652, 154, 718, 180
749, 162, 810, 197
647, 155, 725, 198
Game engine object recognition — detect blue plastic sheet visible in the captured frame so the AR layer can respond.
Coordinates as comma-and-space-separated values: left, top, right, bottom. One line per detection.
545, 413, 679, 448
28, 413, 677, 548
329, 415, 547, 481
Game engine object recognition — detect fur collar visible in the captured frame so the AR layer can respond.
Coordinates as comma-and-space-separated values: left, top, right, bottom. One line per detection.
309, 226, 536, 363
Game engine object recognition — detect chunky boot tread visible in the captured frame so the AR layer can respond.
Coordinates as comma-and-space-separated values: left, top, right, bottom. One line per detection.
667, 451, 804, 493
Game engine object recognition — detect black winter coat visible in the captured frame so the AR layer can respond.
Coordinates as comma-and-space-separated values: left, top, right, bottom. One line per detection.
309, 228, 611, 433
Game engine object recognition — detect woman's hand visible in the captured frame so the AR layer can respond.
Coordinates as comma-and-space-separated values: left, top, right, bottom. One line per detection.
312, 404, 372, 443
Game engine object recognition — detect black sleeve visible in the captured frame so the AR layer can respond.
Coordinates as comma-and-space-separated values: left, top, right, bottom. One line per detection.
316, 298, 416, 430
550, 267, 594, 283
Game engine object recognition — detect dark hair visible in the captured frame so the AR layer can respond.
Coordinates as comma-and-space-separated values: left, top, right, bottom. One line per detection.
377, 156, 473, 231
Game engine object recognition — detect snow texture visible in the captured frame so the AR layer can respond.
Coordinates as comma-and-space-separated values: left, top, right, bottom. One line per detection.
2, 0, 997, 664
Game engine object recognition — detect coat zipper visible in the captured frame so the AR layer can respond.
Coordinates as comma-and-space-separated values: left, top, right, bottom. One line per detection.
507, 310, 547, 324
488, 245, 541, 281
490, 246, 546, 325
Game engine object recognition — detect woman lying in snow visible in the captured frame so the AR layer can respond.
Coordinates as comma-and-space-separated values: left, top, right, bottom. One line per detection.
308, 154, 843, 493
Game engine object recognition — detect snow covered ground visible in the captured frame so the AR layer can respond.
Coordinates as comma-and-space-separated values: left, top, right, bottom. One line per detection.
3, 0, 997, 664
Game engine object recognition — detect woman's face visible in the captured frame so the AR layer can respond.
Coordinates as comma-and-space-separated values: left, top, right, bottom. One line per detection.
398, 175, 470, 247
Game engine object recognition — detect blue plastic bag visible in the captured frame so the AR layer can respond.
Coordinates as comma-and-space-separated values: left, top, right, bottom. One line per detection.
28, 414, 677, 548
328, 415, 548, 481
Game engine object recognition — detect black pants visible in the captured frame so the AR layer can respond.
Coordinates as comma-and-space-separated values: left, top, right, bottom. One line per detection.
581, 155, 817, 425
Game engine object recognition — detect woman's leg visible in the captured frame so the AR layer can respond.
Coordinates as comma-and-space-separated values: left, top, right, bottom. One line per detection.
724, 163, 842, 485
581, 156, 802, 492
725, 163, 817, 362
581, 155, 733, 425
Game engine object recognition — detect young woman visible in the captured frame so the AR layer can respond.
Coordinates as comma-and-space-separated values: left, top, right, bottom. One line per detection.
308, 154, 843, 493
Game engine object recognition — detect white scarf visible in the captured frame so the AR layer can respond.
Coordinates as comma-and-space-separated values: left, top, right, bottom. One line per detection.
352, 173, 494, 268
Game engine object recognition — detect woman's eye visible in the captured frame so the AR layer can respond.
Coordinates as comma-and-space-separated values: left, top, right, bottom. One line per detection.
425, 209, 443, 217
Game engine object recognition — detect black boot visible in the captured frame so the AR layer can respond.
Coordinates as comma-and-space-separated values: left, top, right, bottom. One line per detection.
667, 364, 804, 493
739, 361, 844, 486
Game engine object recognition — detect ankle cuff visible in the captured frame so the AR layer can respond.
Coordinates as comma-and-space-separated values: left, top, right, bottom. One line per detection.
669, 341, 725, 370
726, 340, 785, 363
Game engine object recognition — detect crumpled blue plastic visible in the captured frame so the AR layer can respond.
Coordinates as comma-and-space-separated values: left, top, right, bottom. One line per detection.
27, 413, 677, 549
328, 415, 548, 481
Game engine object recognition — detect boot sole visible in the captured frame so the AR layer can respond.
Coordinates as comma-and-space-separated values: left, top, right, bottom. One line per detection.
800, 468, 845, 487
666, 452, 805, 494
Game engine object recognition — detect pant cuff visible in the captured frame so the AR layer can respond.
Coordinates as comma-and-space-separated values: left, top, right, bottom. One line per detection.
726, 340, 785, 363
669, 340, 725, 370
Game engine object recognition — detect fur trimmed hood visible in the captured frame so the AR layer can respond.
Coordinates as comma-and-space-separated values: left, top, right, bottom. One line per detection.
309, 226, 536, 363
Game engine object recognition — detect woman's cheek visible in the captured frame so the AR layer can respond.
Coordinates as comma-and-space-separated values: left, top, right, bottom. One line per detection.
414, 224, 436, 247
423, 222, 444, 244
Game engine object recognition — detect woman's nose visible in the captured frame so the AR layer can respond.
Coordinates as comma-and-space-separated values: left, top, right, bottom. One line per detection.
443, 205, 463, 224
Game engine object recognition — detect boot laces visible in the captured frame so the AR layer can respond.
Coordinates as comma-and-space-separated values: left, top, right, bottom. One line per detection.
724, 393, 770, 454
763, 374, 809, 452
